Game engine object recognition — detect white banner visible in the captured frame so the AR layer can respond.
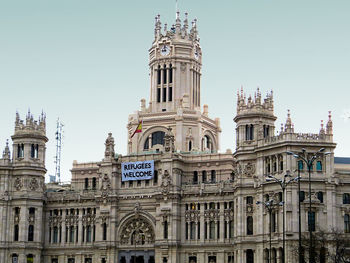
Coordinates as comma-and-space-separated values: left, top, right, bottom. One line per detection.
121, 160, 154, 181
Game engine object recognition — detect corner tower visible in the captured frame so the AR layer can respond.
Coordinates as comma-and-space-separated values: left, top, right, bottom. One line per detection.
234, 87, 277, 152
127, 12, 221, 154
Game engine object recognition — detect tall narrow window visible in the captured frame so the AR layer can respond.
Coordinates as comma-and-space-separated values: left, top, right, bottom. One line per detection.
162, 87, 166, 102
250, 125, 254, 140
17, 144, 24, 158
154, 170, 158, 185
247, 216, 253, 235
190, 222, 195, 240
299, 191, 305, 202
93, 225, 95, 242
211, 170, 216, 183
247, 196, 253, 205
229, 220, 234, 238
28, 225, 34, 241
31, 144, 39, 158
224, 221, 228, 238
193, 171, 198, 184
70, 226, 74, 242
163, 65, 167, 84
169, 64, 173, 84
157, 88, 161, 102
271, 213, 276, 232
103, 223, 107, 240
316, 161, 322, 171
298, 160, 304, 170
343, 193, 350, 204
202, 171, 207, 183
14, 225, 19, 241
246, 249, 254, 263
197, 222, 200, 239
317, 192, 324, 203
92, 177, 97, 190
53, 227, 58, 243
157, 65, 161, 85
86, 225, 91, 242
164, 221, 168, 239
217, 221, 220, 239
168, 86, 172, 102
308, 212, 316, 232
209, 221, 215, 239
185, 222, 188, 240
188, 140, 192, 151
84, 178, 89, 189
204, 222, 207, 239
27, 255, 34, 263
344, 214, 350, 233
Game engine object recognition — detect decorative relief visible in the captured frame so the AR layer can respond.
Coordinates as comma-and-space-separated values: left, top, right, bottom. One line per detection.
185, 210, 200, 222
65, 215, 79, 226
246, 204, 254, 214
224, 209, 234, 220
204, 209, 219, 221
82, 214, 96, 226
161, 170, 172, 198
245, 162, 256, 177
120, 218, 155, 245
14, 177, 22, 191
180, 62, 187, 72
29, 178, 39, 191
49, 216, 62, 227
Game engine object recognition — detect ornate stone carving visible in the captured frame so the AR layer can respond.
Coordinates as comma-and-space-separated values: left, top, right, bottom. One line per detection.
82, 214, 96, 226
49, 216, 62, 226
161, 170, 172, 198
185, 210, 200, 222
14, 177, 22, 191
204, 209, 219, 221
164, 127, 175, 153
180, 62, 187, 72
65, 215, 79, 226
29, 178, 39, 191
224, 209, 234, 220
245, 162, 256, 177
120, 217, 155, 245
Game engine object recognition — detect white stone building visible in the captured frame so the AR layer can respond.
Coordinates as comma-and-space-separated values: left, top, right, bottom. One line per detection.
0, 11, 350, 263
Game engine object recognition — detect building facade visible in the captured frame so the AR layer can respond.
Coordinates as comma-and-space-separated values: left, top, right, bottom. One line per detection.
1, 12, 350, 263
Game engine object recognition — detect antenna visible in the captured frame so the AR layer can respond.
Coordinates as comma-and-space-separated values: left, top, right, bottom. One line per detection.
54, 119, 64, 183
176, 0, 179, 18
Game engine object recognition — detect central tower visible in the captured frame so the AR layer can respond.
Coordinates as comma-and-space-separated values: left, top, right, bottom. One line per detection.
127, 12, 221, 154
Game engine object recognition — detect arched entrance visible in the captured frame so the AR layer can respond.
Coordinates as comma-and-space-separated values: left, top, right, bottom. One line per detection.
118, 215, 155, 263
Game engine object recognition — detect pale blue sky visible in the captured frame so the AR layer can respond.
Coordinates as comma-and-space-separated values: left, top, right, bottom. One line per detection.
1, 0, 349, 182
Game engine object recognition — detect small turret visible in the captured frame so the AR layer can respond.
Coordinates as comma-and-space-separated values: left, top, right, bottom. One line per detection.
319, 120, 325, 137
284, 110, 294, 133
2, 140, 10, 160
326, 111, 333, 135
11, 111, 48, 167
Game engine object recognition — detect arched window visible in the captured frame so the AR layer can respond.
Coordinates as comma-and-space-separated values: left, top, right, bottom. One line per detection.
26, 254, 34, 263
316, 161, 322, 171
193, 171, 198, 184
12, 254, 18, 263
272, 248, 277, 263
152, 131, 165, 146
345, 214, 350, 233
30, 144, 39, 158
14, 224, 19, 241
92, 177, 97, 189
247, 216, 253, 235
28, 225, 34, 241
103, 223, 107, 240
246, 249, 254, 263
84, 178, 89, 189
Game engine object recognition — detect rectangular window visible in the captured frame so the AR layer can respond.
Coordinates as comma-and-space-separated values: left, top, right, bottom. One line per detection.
162, 87, 166, 102
169, 67, 173, 83
164, 221, 168, 239
246, 196, 253, 205
299, 191, 305, 202
197, 222, 200, 239
190, 222, 195, 240
209, 221, 215, 239
308, 211, 316, 232
14, 225, 19, 241
84, 178, 89, 189
92, 177, 97, 189
217, 221, 220, 239
271, 213, 276, 232
204, 222, 207, 239
317, 192, 324, 203
229, 220, 234, 238
157, 88, 161, 102
168, 86, 172, 102
343, 193, 350, 204
157, 69, 161, 85
185, 222, 188, 240
345, 214, 350, 233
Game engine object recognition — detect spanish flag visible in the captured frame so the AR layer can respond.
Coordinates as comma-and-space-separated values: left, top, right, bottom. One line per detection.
131, 120, 142, 138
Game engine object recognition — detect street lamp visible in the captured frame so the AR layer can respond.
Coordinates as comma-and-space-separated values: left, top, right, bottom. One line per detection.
257, 199, 281, 263
265, 172, 299, 263
287, 148, 331, 263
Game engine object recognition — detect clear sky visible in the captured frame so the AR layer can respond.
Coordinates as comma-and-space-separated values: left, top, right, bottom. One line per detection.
1, 0, 349, 182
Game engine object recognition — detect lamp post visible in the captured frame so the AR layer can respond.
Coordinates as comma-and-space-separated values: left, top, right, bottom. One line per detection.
287, 148, 331, 263
257, 199, 279, 263
265, 173, 299, 263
